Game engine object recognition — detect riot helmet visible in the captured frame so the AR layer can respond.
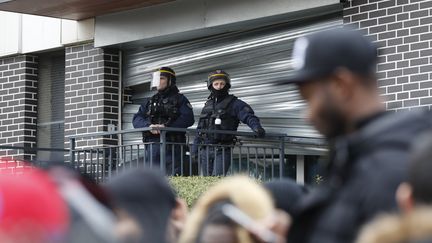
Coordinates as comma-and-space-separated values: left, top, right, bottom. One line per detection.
151, 67, 177, 90
207, 70, 231, 91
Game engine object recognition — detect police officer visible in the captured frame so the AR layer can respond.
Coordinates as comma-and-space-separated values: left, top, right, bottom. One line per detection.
132, 67, 194, 175
194, 70, 265, 176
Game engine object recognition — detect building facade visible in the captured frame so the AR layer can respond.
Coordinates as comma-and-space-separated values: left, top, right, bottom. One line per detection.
0, 0, 431, 181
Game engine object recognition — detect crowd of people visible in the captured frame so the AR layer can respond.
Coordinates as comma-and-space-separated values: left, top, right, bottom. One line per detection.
1, 28, 432, 243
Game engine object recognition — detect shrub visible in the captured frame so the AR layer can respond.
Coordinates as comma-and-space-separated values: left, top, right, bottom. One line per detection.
169, 176, 223, 208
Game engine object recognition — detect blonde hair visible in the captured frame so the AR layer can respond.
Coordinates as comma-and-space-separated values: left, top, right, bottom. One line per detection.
356, 207, 432, 243
178, 176, 274, 243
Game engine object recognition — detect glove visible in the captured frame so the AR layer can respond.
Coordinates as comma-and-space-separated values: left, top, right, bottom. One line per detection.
254, 127, 266, 138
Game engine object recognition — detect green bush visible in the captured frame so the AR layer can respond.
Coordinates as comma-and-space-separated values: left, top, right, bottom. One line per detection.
169, 176, 223, 208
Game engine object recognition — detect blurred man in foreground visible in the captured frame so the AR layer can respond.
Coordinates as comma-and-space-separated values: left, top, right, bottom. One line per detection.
280, 28, 432, 243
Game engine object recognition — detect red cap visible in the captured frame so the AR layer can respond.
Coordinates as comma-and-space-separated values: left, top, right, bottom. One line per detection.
0, 169, 69, 242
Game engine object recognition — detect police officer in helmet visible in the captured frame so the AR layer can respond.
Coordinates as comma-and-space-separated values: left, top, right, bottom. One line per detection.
133, 67, 194, 175
194, 70, 265, 176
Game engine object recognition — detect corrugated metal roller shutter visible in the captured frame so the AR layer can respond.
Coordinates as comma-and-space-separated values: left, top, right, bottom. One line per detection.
122, 18, 342, 154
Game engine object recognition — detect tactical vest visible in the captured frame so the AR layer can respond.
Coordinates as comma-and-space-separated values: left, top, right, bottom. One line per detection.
198, 95, 239, 143
147, 93, 181, 125
142, 93, 186, 142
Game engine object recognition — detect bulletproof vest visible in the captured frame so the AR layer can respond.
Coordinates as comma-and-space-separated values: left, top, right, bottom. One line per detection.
147, 93, 181, 125
198, 95, 239, 143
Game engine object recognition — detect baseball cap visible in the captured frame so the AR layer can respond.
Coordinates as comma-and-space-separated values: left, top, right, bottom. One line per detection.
0, 169, 69, 242
280, 28, 378, 85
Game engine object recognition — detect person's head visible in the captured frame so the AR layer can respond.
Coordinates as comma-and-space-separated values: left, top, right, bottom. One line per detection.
46, 164, 117, 243
207, 70, 231, 97
197, 201, 242, 243
264, 179, 308, 216
0, 168, 69, 243
281, 28, 383, 139
167, 198, 189, 243
158, 67, 177, 91
105, 169, 177, 243
179, 176, 288, 243
397, 133, 432, 214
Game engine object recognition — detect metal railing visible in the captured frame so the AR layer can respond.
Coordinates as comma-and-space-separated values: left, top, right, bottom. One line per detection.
67, 127, 325, 181
0, 128, 326, 182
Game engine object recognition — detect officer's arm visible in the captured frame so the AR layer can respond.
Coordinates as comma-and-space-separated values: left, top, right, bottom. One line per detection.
132, 102, 151, 128
234, 100, 262, 130
166, 96, 195, 128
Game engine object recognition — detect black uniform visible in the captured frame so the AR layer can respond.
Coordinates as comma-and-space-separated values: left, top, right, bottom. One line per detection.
288, 111, 432, 243
193, 69, 265, 176
194, 93, 263, 176
132, 68, 194, 175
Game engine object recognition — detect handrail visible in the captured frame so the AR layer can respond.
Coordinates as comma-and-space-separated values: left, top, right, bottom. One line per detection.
67, 127, 287, 139
0, 130, 325, 180
67, 127, 326, 145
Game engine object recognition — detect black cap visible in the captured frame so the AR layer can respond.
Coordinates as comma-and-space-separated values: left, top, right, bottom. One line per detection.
281, 28, 378, 85
264, 179, 308, 215
105, 169, 176, 243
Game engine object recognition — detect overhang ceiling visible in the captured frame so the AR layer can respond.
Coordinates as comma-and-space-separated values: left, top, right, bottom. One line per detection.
0, 0, 174, 20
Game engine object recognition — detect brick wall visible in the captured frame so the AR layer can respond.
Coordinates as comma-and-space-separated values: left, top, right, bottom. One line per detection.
64, 43, 119, 149
0, 55, 38, 160
124, 87, 133, 105
344, 0, 432, 111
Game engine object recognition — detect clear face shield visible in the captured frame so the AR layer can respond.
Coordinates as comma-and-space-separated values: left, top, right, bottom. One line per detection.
151, 71, 161, 90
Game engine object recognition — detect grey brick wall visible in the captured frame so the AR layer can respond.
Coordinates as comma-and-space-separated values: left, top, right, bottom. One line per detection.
344, 0, 432, 111
0, 55, 38, 160
65, 43, 120, 149
124, 87, 133, 105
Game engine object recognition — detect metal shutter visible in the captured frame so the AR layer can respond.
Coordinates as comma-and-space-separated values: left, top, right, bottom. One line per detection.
122, 18, 342, 154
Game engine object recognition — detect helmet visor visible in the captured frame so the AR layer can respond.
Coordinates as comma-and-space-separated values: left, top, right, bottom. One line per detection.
151, 71, 161, 90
